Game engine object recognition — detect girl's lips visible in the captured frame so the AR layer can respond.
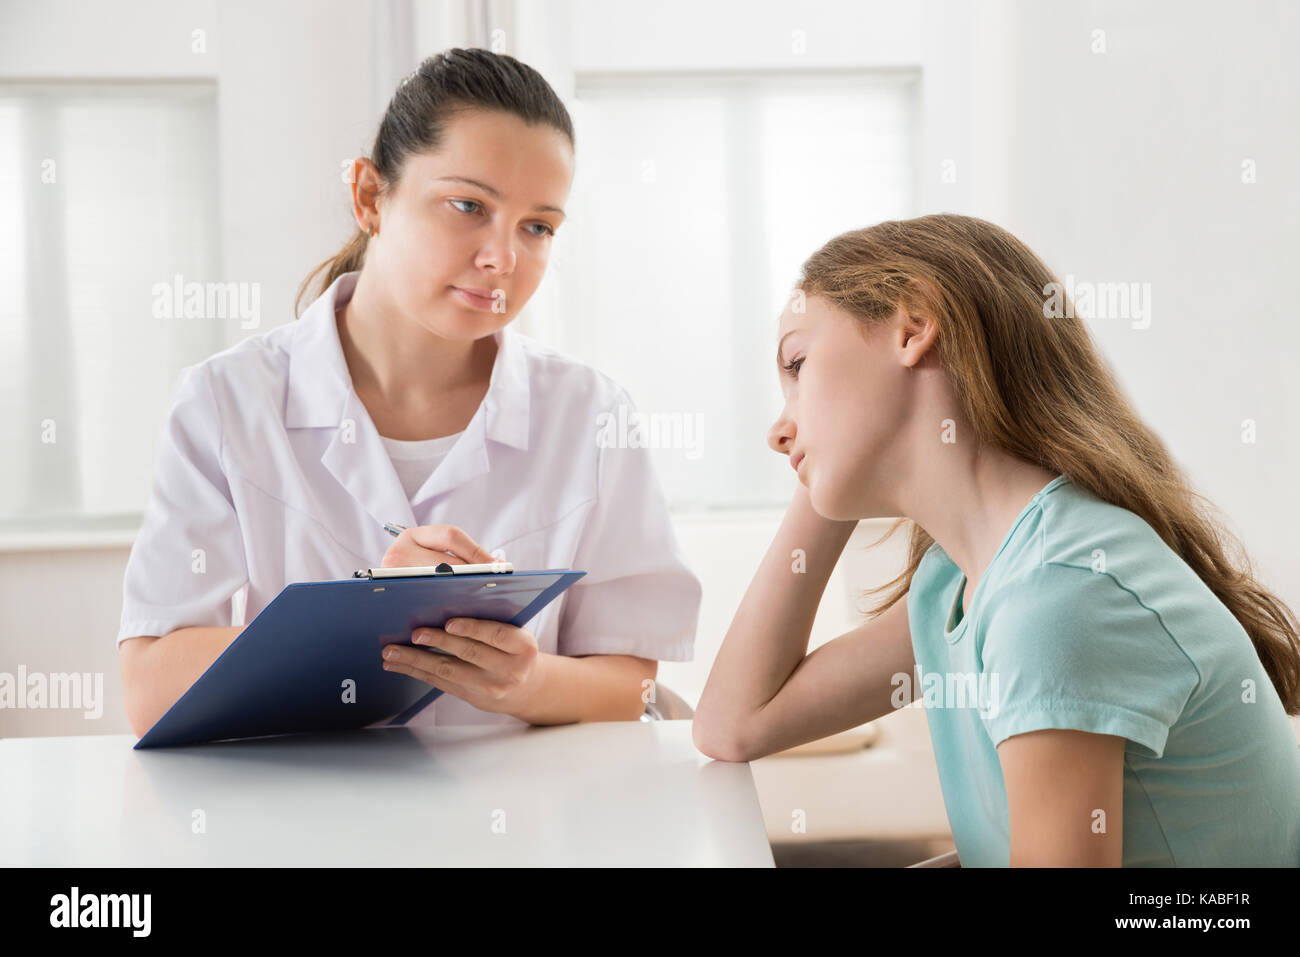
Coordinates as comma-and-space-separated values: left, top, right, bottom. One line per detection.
791, 452, 805, 472
452, 286, 497, 310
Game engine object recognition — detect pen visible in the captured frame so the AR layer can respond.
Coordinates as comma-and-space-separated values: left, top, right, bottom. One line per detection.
355, 561, 515, 578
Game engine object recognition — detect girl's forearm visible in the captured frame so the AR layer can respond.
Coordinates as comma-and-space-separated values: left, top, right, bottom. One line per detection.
693, 484, 858, 757
515, 652, 655, 725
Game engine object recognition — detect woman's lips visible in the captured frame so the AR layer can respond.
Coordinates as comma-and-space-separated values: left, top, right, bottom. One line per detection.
791, 452, 805, 473
452, 286, 497, 310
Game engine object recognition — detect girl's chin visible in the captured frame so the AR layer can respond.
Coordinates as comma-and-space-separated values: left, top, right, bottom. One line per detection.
808, 483, 862, 522
807, 483, 834, 519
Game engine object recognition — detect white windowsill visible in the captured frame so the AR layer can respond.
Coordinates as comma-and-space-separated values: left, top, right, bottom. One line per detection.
0, 514, 145, 553
0, 510, 903, 553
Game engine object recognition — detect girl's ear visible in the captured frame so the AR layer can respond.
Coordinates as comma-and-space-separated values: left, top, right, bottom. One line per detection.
896, 306, 939, 368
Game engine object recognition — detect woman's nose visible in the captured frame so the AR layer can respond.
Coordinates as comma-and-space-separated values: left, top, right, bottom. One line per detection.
767, 414, 795, 455
476, 228, 517, 275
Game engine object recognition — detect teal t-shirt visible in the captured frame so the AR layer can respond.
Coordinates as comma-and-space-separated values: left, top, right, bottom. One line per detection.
906, 474, 1300, 866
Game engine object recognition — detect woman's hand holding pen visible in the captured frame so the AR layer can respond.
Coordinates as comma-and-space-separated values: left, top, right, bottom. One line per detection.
377, 523, 545, 717
380, 523, 497, 569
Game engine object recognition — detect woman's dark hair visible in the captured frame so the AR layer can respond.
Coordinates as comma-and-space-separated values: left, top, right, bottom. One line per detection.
295, 47, 575, 316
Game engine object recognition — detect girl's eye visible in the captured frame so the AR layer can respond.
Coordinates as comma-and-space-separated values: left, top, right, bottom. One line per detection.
782, 356, 804, 379
449, 198, 483, 215
526, 222, 555, 238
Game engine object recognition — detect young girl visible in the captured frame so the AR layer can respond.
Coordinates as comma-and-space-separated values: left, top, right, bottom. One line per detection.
118, 49, 701, 736
695, 213, 1300, 867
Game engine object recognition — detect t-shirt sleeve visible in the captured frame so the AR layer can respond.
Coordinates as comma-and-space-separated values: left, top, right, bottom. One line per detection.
117, 363, 250, 646
556, 389, 702, 661
978, 562, 1199, 759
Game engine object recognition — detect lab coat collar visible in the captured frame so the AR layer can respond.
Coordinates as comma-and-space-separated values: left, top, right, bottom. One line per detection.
284, 270, 532, 528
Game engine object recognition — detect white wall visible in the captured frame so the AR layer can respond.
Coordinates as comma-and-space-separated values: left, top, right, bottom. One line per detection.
2, 0, 1297, 736
997, 0, 1300, 597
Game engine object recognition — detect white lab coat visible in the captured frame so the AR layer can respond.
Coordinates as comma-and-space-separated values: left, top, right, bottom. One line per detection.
117, 270, 702, 725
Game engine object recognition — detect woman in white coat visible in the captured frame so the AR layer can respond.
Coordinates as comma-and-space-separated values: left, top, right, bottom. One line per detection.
118, 49, 702, 736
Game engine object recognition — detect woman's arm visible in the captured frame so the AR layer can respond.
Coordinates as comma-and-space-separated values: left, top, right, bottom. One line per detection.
693, 484, 916, 762
514, 653, 657, 724
119, 627, 243, 737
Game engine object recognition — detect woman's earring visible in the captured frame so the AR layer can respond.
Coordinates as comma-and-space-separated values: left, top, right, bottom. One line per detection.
368, 224, 376, 238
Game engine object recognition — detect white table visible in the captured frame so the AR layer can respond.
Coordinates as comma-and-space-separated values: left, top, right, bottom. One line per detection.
0, 719, 774, 866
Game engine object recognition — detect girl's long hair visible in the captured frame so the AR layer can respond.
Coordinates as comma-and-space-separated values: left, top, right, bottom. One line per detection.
799, 213, 1300, 714
295, 47, 574, 317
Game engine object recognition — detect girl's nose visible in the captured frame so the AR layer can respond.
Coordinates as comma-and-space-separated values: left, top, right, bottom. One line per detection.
767, 415, 795, 455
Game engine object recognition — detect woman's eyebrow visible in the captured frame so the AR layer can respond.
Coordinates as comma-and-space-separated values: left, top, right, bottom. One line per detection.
434, 175, 566, 217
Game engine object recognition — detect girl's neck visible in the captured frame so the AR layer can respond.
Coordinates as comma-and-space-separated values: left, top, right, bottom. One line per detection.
920, 454, 1060, 603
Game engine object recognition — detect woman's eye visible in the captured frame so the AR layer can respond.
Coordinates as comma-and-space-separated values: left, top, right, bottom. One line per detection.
450, 199, 552, 238
782, 356, 804, 379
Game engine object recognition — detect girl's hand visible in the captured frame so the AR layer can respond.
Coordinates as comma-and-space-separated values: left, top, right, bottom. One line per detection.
381, 618, 542, 717
380, 524, 498, 568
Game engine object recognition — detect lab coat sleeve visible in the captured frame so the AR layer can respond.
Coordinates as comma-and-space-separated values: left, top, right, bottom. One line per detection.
556, 389, 702, 661
117, 362, 249, 646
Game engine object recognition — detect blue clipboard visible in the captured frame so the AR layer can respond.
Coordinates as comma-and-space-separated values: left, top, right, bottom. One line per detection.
134, 566, 586, 749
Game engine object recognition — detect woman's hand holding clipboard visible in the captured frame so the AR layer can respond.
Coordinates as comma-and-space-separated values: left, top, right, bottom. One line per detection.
374, 523, 546, 720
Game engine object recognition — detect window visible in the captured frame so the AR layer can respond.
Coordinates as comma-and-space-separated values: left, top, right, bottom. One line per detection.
0, 82, 221, 531
537, 70, 918, 511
